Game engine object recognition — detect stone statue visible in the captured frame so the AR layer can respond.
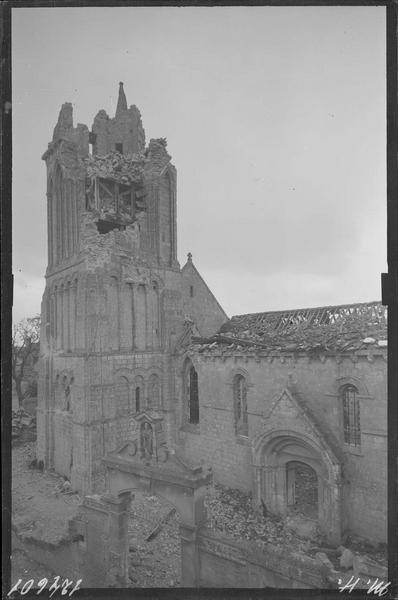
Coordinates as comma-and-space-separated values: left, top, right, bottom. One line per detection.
140, 422, 153, 460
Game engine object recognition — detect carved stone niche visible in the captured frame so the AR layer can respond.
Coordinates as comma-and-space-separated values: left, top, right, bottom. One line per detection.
120, 411, 169, 465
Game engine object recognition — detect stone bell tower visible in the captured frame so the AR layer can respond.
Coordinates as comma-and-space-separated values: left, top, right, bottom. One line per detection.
36, 83, 189, 492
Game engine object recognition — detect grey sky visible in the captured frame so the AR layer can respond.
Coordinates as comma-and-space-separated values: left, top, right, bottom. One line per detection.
12, 6, 386, 322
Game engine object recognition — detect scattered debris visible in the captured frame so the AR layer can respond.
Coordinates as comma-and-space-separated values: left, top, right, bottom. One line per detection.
55, 478, 73, 495
285, 514, 320, 541
339, 546, 354, 570
146, 508, 176, 542
28, 458, 44, 471
12, 442, 80, 549
204, 484, 387, 581
127, 492, 181, 587
315, 551, 335, 571
353, 554, 388, 579
12, 409, 36, 445
205, 484, 315, 551
84, 151, 147, 186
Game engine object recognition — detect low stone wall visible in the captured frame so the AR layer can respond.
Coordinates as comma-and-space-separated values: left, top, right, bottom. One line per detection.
12, 523, 83, 581
197, 527, 330, 588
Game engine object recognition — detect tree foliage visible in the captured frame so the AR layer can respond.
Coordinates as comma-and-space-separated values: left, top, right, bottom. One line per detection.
12, 315, 40, 407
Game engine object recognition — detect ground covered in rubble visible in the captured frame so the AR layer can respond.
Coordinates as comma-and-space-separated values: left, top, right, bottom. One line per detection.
11, 441, 182, 588
205, 483, 320, 553
11, 442, 386, 588
11, 442, 81, 585
127, 494, 181, 587
205, 484, 387, 572
12, 442, 81, 545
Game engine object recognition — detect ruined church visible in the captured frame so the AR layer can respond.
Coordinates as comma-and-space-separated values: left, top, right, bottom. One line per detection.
37, 84, 387, 547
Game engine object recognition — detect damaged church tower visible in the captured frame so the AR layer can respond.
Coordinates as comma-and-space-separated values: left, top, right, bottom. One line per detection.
37, 84, 227, 492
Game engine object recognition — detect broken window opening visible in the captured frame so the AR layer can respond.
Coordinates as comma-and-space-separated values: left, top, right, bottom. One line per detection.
96, 220, 125, 234
190, 285, 194, 298
89, 132, 97, 155
87, 176, 140, 232
115, 143, 123, 154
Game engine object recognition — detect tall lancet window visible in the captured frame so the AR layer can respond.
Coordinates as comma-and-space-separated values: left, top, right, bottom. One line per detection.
184, 361, 199, 425
133, 376, 145, 413
151, 281, 160, 349
342, 385, 360, 447
234, 374, 248, 437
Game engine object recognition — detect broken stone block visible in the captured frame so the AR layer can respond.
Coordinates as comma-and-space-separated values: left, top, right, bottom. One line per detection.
353, 555, 388, 579
62, 480, 72, 493
315, 552, 335, 571
285, 515, 319, 540
311, 545, 339, 557
339, 547, 354, 570
13, 515, 36, 532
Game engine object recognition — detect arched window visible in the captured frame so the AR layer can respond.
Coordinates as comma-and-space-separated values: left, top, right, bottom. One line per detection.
342, 385, 360, 446
135, 387, 142, 412
133, 376, 144, 413
185, 362, 199, 425
234, 374, 248, 436
64, 385, 71, 412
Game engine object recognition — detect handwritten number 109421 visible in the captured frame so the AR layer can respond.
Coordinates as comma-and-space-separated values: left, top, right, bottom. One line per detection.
7, 576, 82, 597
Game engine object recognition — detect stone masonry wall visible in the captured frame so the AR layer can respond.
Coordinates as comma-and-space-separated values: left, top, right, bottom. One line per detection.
178, 351, 387, 543
197, 528, 328, 588
181, 260, 228, 337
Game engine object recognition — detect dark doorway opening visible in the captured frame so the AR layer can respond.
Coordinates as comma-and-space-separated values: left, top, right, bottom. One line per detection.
286, 461, 318, 519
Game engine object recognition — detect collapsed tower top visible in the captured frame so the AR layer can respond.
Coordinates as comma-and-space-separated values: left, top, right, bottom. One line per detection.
45, 83, 146, 159
92, 82, 146, 156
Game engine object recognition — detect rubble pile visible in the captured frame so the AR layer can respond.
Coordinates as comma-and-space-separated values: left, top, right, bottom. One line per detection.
127, 493, 181, 587
84, 150, 147, 186
12, 408, 36, 445
204, 484, 387, 585
205, 484, 313, 552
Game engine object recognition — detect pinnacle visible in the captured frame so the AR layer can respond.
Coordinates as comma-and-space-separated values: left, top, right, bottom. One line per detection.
116, 81, 128, 117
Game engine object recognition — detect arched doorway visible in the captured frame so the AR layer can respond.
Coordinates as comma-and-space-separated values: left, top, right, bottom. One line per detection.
252, 429, 342, 545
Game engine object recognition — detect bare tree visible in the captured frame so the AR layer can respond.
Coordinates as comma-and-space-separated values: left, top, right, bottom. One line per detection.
12, 315, 40, 408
